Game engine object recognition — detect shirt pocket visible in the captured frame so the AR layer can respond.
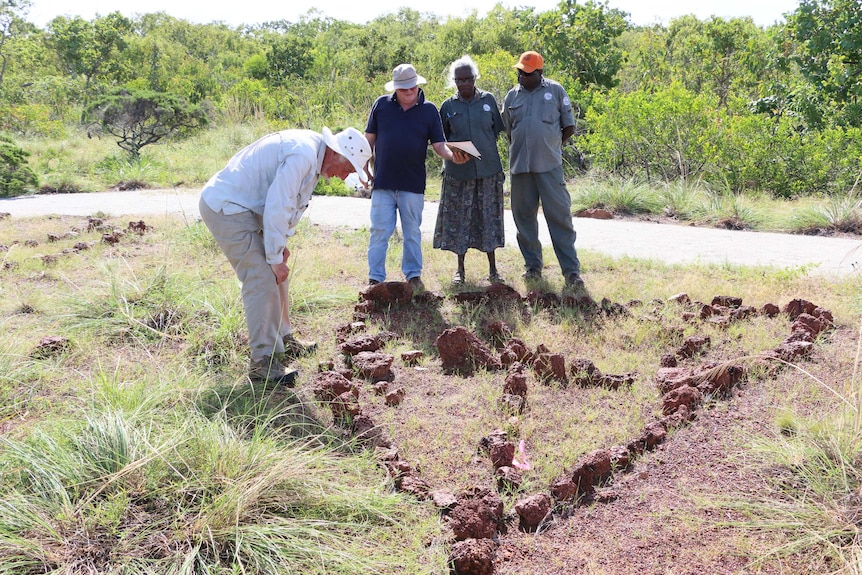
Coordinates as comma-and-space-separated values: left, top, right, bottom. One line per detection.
447, 112, 470, 139
506, 101, 525, 126
541, 99, 558, 125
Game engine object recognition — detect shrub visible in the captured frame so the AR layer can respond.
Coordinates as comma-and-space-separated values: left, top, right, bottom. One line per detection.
583, 86, 862, 198
657, 180, 710, 220
0, 103, 66, 138
314, 176, 352, 197
86, 88, 210, 158
790, 193, 862, 234
583, 83, 721, 182
715, 113, 862, 198
0, 134, 39, 198
570, 176, 661, 215
218, 78, 275, 124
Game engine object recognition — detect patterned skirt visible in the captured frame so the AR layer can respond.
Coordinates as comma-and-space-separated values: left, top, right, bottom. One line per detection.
433, 171, 505, 254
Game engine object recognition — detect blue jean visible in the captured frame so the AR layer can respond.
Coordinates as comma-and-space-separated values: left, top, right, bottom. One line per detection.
510, 166, 581, 277
368, 189, 425, 282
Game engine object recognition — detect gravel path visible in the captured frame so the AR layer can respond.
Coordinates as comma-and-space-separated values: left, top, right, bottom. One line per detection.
2, 189, 859, 278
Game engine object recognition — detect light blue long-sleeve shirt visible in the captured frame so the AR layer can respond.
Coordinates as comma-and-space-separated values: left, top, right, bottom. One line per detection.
200, 130, 326, 264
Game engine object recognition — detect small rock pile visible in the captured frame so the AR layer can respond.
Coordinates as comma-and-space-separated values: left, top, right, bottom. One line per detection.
1, 216, 152, 272
311, 317, 432, 501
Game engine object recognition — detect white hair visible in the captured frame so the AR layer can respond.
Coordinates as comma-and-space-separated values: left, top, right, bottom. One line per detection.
445, 55, 480, 89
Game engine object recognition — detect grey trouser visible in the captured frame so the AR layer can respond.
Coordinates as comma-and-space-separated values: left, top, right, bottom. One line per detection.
199, 197, 291, 362
510, 165, 581, 276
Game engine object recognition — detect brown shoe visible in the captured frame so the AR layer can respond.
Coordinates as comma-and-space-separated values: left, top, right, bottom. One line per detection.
282, 333, 318, 359
408, 276, 425, 293
249, 356, 297, 387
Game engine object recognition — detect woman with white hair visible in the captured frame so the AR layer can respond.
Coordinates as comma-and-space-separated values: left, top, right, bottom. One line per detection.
433, 55, 506, 284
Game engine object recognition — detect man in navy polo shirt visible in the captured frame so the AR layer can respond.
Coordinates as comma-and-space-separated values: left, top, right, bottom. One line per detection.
364, 63, 468, 292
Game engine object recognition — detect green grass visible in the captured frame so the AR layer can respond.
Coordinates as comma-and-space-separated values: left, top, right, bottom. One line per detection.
571, 175, 663, 215
566, 174, 862, 234
790, 193, 862, 235
719, 405, 862, 572
0, 207, 860, 571
0, 406, 445, 574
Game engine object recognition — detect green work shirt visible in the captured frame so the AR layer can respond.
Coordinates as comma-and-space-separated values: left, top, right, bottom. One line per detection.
502, 78, 575, 175
440, 89, 505, 180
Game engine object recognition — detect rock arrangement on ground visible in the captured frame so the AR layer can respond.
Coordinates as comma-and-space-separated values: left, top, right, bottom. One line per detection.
10, 217, 840, 574
308, 281, 836, 575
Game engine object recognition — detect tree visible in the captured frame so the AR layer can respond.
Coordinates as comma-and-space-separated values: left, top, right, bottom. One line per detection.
537, 0, 628, 91
708, 18, 766, 106
615, 15, 772, 107
264, 34, 314, 83
48, 12, 132, 92
471, 4, 540, 57
0, 0, 31, 87
787, 0, 862, 126
615, 25, 672, 94
127, 14, 257, 102
350, 9, 439, 77
87, 88, 208, 158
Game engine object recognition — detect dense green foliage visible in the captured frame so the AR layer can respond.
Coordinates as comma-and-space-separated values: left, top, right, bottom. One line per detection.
0, 1, 860, 197
584, 84, 720, 181
787, 0, 862, 126
0, 133, 37, 196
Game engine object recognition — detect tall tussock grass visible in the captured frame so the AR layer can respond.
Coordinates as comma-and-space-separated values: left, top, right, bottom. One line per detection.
0, 403, 445, 574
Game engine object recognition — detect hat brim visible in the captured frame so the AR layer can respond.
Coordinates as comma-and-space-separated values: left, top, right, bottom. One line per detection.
322, 127, 369, 185
514, 63, 539, 74
384, 75, 427, 92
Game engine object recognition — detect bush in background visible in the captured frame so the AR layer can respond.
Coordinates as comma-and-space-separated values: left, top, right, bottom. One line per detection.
0, 134, 39, 197
583, 84, 721, 183
314, 176, 352, 197
581, 84, 862, 199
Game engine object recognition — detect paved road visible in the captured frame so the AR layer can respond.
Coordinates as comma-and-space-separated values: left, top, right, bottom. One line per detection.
1, 188, 860, 278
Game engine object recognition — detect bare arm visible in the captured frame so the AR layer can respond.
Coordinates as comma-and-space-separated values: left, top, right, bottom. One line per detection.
364, 132, 376, 184
562, 125, 575, 144
432, 141, 469, 164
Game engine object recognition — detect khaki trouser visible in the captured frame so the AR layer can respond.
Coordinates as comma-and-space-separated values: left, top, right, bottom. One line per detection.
199, 197, 291, 362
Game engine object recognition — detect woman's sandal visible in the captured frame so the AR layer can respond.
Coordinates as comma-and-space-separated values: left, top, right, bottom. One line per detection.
452, 271, 465, 285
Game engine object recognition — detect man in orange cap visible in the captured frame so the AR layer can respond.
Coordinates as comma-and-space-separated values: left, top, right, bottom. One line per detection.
501, 51, 584, 292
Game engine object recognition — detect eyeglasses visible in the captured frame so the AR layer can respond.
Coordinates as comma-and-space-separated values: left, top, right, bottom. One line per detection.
518, 69, 539, 77
454, 76, 475, 85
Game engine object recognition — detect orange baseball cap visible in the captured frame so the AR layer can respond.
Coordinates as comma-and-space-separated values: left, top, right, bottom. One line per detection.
514, 51, 544, 73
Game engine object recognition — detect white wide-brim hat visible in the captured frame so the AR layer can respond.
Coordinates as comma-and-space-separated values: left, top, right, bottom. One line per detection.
384, 63, 427, 91
322, 127, 372, 184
